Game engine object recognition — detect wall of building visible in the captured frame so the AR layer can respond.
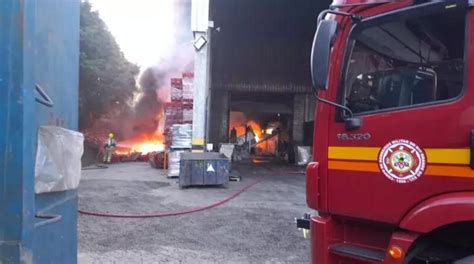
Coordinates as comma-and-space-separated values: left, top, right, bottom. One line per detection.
207, 0, 330, 145
209, 0, 331, 89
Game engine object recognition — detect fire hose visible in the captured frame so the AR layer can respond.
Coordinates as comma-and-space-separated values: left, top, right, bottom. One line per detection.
78, 179, 262, 218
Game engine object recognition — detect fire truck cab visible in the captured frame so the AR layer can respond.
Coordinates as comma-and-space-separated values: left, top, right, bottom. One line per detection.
303, 0, 474, 263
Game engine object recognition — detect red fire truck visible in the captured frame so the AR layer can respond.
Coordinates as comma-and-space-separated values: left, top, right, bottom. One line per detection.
298, 0, 474, 263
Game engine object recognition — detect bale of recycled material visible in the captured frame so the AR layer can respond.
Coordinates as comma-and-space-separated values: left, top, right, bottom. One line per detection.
149, 151, 166, 169
167, 149, 190, 177
170, 124, 192, 149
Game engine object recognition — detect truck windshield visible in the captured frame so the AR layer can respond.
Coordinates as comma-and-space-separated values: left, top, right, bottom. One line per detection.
343, 9, 465, 114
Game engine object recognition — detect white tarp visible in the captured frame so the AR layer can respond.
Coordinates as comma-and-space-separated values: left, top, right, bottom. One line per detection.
219, 144, 235, 160
296, 146, 312, 166
35, 126, 84, 193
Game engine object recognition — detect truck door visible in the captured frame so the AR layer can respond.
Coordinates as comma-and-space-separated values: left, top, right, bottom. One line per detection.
327, 5, 474, 224
32, 1, 80, 263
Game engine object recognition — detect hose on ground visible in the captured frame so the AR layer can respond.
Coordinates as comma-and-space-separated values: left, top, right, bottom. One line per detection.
78, 180, 262, 218
82, 164, 109, 170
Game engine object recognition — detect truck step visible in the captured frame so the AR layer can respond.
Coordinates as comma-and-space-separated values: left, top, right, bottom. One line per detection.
329, 243, 385, 262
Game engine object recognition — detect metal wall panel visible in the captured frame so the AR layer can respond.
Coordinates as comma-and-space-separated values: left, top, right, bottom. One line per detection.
0, 1, 80, 262
213, 83, 312, 93
293, 94, 306, 143
0, 2, 36, 261
32, 1, 80, 263
208, 90, 229, 144
210, 0, 331, 91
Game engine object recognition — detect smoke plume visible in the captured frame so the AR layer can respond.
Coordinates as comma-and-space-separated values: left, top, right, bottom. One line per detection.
114, 0, 194, 140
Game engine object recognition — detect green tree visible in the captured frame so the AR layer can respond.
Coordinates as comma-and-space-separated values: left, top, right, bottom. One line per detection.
79, 1, 140, 129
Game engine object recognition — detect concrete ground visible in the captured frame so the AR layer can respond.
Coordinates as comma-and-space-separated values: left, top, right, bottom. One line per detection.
78, 159, 311, 263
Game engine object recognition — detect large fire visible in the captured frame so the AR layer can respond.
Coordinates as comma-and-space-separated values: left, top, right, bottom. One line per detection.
228, 112, 281, 155
115, 133, 165, 155
229, 120, 263, 142
247, 120, 263, 142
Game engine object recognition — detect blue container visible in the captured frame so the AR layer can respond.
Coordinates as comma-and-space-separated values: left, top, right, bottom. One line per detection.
179, 153, 230, 188
0, 1, 80, 263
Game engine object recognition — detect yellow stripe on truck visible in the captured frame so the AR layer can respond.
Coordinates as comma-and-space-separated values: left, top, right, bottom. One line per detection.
424, 149, 470, 165
328, 147, 378, 161
328, 146, 470, 165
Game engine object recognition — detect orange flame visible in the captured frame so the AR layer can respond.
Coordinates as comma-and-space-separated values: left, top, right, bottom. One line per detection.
228, 112, 263, 142
247, 121, 263, 142
115, 133, 165, 155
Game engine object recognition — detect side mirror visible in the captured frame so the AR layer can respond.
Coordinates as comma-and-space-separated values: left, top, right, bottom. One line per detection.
314, 94, 363, 131
311, 20, 337, 90
345, 117, 362, 131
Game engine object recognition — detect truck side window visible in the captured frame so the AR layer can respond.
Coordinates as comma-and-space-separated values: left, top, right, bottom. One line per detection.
344, 9, 465, 115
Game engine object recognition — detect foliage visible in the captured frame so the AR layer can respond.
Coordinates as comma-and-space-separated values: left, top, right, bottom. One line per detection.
79, 1, 140, 129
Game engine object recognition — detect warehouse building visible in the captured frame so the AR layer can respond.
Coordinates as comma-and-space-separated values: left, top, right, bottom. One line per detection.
192, 0, 331, 156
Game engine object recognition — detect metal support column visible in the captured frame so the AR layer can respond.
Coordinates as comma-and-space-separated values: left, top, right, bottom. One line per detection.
191, 0, 211, 152
293, 94, 306, 145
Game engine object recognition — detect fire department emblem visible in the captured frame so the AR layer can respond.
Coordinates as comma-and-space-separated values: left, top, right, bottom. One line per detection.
378, 139, 426, 184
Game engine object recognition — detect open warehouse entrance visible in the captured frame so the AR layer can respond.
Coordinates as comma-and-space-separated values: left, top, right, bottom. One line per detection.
228, 92, 293, 158
207, 0, 331, 162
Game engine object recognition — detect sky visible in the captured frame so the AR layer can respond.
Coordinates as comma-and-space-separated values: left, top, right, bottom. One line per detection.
88, 0, 180, 68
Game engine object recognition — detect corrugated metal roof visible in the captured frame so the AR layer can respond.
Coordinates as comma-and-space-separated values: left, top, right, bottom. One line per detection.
213, 83, 312, 94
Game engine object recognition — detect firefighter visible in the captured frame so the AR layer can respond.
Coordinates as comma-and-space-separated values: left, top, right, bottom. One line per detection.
229, 127, 237, 143
277, 127, 290, 159
103, 133, 116, 164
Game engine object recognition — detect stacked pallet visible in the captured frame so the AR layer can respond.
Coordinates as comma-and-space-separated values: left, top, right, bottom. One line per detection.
163, 73, 194, 177
182, 72, 194, 103
182, 72, 194, 125
163, 73, 194, 143
167, 124, 192, 177
164, 101, 184, 146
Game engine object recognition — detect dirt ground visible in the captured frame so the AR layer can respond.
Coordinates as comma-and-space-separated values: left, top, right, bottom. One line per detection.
78, 159, 311, 264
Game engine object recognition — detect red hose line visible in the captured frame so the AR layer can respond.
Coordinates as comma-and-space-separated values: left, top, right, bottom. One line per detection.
78, 180, 262, 218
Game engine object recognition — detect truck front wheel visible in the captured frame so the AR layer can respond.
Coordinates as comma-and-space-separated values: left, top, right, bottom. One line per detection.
454, 255, 474, 264
404, 223, 474, 264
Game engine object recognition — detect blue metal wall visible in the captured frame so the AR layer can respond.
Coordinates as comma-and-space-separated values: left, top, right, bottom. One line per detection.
0, 1, 36, 262
0, 0, 80, 263
33, 1, 80, 262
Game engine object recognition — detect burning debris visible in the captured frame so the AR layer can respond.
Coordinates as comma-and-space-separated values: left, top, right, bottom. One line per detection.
115, 133, 165, 155
228, 112, 282, 158
81, 0, 194, 167
83, 71, 194, 165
